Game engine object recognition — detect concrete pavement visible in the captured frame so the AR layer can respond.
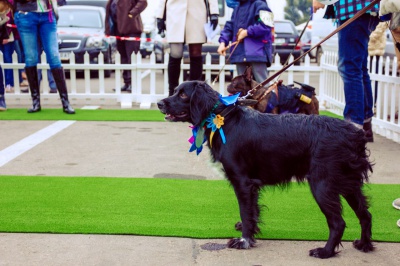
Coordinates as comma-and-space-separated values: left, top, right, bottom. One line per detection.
0, 118, 399, 265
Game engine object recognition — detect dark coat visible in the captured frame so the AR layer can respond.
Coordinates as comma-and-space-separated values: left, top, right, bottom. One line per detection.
105, 0, 147, 37
219, 0, 273, 64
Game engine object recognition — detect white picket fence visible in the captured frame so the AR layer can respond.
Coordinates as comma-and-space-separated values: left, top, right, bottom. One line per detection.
2, 51, 319, 107
2, 50, 400, 143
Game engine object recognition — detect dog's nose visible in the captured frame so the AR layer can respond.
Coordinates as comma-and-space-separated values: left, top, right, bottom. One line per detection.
157, 101, 165, 110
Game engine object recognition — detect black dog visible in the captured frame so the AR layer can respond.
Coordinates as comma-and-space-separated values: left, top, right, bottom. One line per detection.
157, 81, 374, 259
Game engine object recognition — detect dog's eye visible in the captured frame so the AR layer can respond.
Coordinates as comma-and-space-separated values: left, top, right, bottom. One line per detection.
179, 92, 188, 99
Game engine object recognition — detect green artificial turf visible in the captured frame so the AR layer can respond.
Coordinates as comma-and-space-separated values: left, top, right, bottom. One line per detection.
0, 109, 165, 121
0, 176, 398, 242
0, 109, 339, 121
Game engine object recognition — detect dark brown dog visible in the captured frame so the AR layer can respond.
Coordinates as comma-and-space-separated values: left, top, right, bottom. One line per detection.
158, 81, 374, 259
227, 67, 319, 115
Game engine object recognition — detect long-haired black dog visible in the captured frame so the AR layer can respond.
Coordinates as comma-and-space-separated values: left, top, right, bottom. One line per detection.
157, 81, 374, 259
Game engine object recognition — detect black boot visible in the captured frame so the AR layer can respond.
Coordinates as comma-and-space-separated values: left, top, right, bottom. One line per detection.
189, 56, 203, 81
51, 67, 75, 114
25, 66, 41, 113
363, 119, 374, 143
168, 56, 182, 96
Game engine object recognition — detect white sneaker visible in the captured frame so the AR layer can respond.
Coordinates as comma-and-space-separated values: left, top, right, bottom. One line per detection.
5, 85, 14, 93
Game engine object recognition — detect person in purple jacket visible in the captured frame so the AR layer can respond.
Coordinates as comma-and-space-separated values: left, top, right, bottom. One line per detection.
217, 0, 273, 83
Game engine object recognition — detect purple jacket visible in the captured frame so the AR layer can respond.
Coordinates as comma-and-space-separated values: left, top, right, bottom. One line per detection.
219, 0, 273, 64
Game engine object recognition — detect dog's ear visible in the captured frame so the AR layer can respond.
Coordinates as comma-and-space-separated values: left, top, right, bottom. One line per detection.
190, 82, 219, 126
244, 66, 253, 83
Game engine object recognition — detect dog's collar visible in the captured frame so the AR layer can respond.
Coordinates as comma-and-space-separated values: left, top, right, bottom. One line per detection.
188, 94, 239, 155
206, 104, 237, 148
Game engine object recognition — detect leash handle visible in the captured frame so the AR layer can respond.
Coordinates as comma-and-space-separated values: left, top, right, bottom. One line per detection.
212, 40, 240, 85
246, 0, 381, 97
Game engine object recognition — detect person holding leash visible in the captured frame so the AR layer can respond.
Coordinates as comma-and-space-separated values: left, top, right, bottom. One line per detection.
217, 0, 274, 84
156, 0, 219, 96
313, 0, 380, 142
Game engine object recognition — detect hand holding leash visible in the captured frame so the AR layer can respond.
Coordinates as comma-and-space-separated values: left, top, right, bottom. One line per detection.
236, 28, 247, 41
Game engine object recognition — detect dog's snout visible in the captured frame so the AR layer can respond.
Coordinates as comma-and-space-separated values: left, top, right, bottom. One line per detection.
157, 100, 165, 110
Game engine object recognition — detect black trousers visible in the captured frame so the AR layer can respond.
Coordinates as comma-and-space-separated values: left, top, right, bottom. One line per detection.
117, 37, 140, 85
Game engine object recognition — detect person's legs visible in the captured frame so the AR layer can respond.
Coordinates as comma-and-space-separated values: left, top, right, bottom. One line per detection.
188, 43, 203, 81
168, 43, 183, 96
39, 12, 74, 114
116, 39, 131, 90
14, 39, 25, 84
2, 42, 15, 88
14, 11, 41, 112
250, 62, 268, 84
236, 62, 249, 76
47, 70, 57, 93
123, 37, 140, 86
337, 15, 378, 126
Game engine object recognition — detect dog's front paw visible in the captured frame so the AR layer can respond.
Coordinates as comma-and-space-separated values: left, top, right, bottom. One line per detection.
227, 238, 252, 249
353, 239, 374, 252
309, 247, 337, 259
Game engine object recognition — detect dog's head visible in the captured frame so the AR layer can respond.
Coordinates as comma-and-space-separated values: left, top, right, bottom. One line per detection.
227, 66, 254, 96
157, 81, 220, 126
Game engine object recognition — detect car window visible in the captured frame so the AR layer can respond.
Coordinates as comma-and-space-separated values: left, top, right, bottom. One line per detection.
275, 22, 296, 34
58, 10, 102, 28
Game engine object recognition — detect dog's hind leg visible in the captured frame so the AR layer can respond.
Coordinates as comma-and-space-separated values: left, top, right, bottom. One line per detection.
342, 190, 374, 253
227, 180, 261, 249
308, 180, 346, 259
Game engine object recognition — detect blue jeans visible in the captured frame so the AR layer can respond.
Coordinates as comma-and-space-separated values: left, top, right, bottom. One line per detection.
0, 41, 16, 86
337, 14, 379, 125
14, 39, 25, 84
38, 69, 57, 90
0, 65, 4, 95
14, 11, 61, 69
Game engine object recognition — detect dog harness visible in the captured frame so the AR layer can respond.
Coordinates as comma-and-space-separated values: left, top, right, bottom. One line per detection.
265, 84, 315, 114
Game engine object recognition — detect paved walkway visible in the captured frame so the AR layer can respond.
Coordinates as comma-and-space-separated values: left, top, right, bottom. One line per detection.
0, 119, 399, 265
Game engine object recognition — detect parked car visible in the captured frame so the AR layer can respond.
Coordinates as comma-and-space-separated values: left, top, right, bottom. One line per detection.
139, 30, 169, 63
273, 20, 302, 65
298, 29, 312, 55
301, 7, 337, 64
66, 0, 107, 8
57, 5, 116, 77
